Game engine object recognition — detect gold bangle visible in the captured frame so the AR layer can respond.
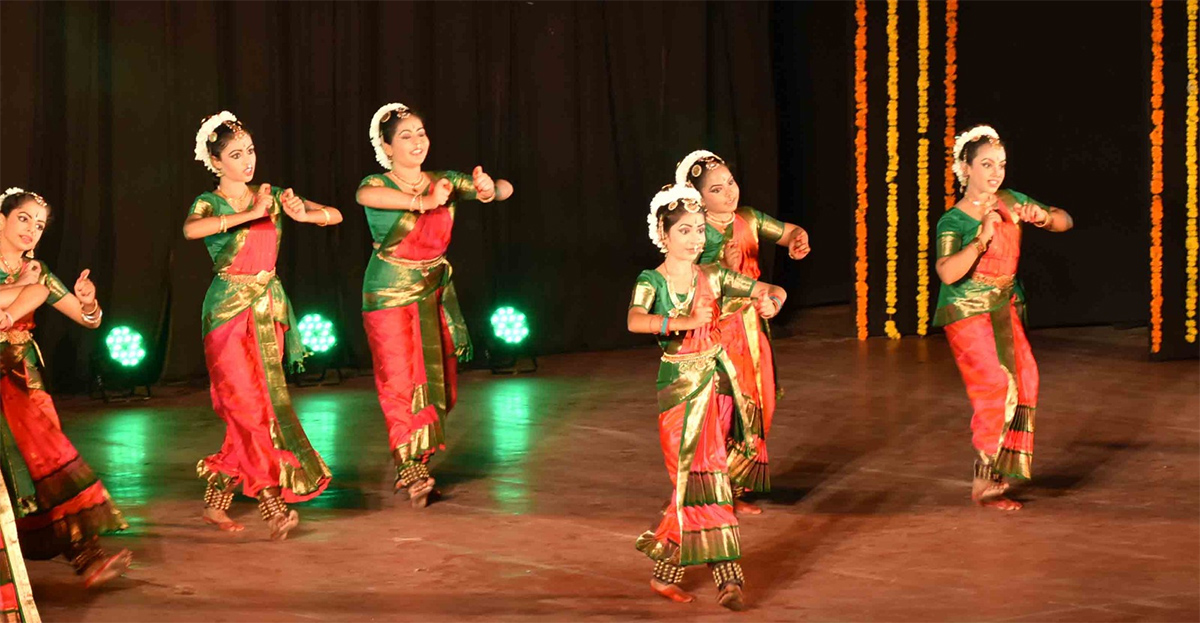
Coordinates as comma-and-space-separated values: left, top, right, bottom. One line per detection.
219, 214, 228, 233
319, 207, 330, 226
971, 238, 988, 256
80, 304, 102, 325
1035, 210, 1053, 229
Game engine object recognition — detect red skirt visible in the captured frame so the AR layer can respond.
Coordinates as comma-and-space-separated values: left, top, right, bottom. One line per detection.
362, 293, 458, 462
201, 307, 331, 502
1, 375, 126, 560
944, 303, 1038, 479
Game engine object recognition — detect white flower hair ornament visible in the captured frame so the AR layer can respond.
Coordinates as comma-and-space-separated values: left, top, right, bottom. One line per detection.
647, 184, 704, 253
369, 102, 412, 170
194, 111, 244, 174
674, 149, 725, 188
952, 125, 1001, 186
0, 188, 26, 205
0, 187, 45, 208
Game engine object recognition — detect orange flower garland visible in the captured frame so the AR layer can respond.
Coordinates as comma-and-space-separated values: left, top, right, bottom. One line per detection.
884, 0, 901, 340
944, 0, 958, 211
855, 0, 870, 341
1186, 0, 1198, 343
916, 0, 931, 336
1151, 0, 1165, 353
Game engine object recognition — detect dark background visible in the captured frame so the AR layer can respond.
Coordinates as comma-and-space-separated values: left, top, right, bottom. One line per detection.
0, 1, 1191, 392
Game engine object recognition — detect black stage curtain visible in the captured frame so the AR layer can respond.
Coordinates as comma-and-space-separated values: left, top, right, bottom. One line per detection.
773, 1, 1157, 341
0, 0, 783, 390
0, 1, 1183, 393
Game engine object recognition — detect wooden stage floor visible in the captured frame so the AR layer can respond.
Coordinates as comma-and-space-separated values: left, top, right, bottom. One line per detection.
26, 309, 1200, 621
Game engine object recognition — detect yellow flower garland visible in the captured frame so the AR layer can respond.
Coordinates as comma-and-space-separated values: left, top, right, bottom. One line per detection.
944, 0, 958, 212
916, 0, 931, 336
855, 0, 870, 341
1186, 0, 1198, 343
1151, 0, 1165, 353
884, 0, 901, 340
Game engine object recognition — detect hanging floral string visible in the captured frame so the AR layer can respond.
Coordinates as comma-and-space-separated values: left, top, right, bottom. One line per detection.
1151, 0, 1165, 353
1186, 0, 1198, 343
944, 0, 958, 212
855, 0, 870, 341
884, 0, 902, 340
916, 0, 931, 336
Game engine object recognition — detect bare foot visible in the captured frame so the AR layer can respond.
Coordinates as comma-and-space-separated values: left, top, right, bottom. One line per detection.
408, 477, 436, 509
650, 578, 694, 603
202, 507, 245, 532
267, 509, 300, 540
734, 499, 763, 515
717, 583, 746, 611
83, 549, 132, 589
971, 478, 1022, 511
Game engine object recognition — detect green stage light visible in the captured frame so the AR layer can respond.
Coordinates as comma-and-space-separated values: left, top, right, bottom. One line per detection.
105, 326, 147, 368
490, 306, 530, 345
297, 313, 337, 354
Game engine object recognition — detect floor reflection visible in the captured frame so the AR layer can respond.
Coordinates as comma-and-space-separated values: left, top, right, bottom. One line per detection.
487, 378, 534, 514
98, 408, 151, 508
294, 393, 371, 510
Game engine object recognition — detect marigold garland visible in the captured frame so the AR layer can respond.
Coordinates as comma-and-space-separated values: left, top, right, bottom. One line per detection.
1151, 0, 1165, 353
855, 0, 870, 341
884, 0, 901, 340
944, 0, 958, 211
1186, 0, 1198, 343
916, 0, 931, 336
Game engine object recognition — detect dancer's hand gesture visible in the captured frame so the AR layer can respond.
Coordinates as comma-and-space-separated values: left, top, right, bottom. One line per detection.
280, 188, 306, 222
680, 297, 715, 344
788, 227, 811, 260
980, 208, 1002, 244
428, 178, 454, 210
15, 262, 41, 286
472, 166, 496, 201
74, 269, 97, 308
753, 292, 780, 319
247, 184, 273, 220
1013, 202, 1048, 226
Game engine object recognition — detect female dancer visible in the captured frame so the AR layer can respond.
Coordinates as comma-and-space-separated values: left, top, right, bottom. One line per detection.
675, 150, 810, 513
934, 125, 1073, 511
356, 102, 512, 507
0, 187, 131, 587
629, 183, 786, 610
182, 112, 342, 539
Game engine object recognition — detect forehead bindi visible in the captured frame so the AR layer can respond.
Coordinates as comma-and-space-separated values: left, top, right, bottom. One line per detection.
225, 137, 254, 154
14, 205, 47, 223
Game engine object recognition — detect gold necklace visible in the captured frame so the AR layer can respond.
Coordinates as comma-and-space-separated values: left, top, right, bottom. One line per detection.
663, 266, 697, 317
215, 186, 252, 211
0, 255, 24, 285
388, 170, 427, 194
968, 193, 996, 209
706, 212, 735, 227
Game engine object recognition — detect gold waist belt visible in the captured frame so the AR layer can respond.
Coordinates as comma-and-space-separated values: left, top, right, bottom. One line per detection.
660, 343, 721, 365
971, 273, 1015, 289
0, 329, 34, 345
375, 252, 447, 271
217, 269, 276, 285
